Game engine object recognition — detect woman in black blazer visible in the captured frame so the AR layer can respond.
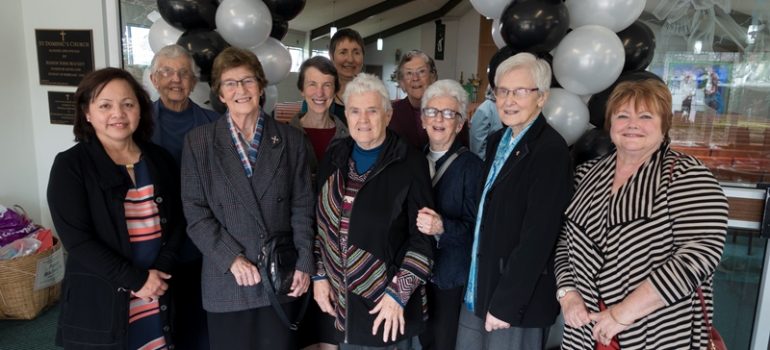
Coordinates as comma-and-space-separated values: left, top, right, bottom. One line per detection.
47, 68, 184, 349
456, 53, 572, 350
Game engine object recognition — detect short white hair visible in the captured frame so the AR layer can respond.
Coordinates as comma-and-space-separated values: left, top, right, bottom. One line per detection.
342, 73, 392, 112
494, 52, 551, 92
421, 79, 469, 123
150, 44, 201, 81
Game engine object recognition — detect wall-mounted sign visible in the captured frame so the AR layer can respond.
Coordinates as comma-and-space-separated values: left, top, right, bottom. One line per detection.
48, 91, 76, 125
36, 29, 94, 86
434, 20, 445, 61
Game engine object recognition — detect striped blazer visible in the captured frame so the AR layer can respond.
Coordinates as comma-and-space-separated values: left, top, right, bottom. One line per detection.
555, 144, 728, 349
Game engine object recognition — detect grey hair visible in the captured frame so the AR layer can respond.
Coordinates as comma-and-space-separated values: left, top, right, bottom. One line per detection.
342, 73, 392, 112
421, 79, 469, 123
494, 52, 551, 92
150, 44, 201, 81
395, 49, 437, 81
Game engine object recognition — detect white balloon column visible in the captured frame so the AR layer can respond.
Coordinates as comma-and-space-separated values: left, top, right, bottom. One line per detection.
470, 0, 650, 146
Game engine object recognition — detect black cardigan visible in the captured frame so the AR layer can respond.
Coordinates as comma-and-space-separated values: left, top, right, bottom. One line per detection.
47, 139, 184, 349
473, 115, 573, 327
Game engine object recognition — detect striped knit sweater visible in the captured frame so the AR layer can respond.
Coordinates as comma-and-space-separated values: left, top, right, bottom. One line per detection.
555, 144, 728, 349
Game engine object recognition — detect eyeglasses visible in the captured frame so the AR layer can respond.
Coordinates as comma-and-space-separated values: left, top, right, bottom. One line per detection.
403, 68, 430, 80
222, 77, 258, 91
494, 87, 539, 99
422, 107, 461, 120
156, 67, 193, 80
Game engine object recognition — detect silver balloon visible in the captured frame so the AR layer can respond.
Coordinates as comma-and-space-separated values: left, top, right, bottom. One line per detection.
471, 0, 510, 19
250, 38, 292, 85
553, 25, 625, 95
142, 67, 160, 101
148, 18, 183, 53
189, 82, 213, 110
215, 0, 272, 49
565, 0, 646, 32
543, 88, 589, 145
491, 18, 506, 49
263, 85, 278, 114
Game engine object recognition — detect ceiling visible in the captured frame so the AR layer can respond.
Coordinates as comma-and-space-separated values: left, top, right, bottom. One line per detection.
289, 0, 766, 42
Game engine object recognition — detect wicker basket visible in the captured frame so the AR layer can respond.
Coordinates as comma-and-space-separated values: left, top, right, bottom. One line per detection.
0, 238, 62, 320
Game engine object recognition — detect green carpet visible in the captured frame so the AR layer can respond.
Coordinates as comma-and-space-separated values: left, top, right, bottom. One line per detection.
0, 303, 59, 349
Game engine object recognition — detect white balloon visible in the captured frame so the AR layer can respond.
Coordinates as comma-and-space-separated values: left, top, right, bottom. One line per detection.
263, 85, 278, 115
189, 82, 213, 110
565, 0, 646, 32
250, 38, 292, 85
543, 88, 590, 145
491, 18, 506, 49
553, 25, 625, 95
148, 18, 183, 53
471, 0, 510, 19
216, 0, 272, 49
142, 68, 160, 101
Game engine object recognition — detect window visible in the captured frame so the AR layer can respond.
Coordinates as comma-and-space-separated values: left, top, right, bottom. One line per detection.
311, 49, 329, 59
124, 25, 153, 66
288, 46, 304, 72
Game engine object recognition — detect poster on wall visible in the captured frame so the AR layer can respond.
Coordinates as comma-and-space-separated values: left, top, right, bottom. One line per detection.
435, 20, 445, 61
48, 91, 76, 125
35, 29, 94, 86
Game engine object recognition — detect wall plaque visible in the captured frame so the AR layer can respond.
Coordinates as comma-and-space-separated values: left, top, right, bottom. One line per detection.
36, 29, 94, 86
48, 91, 77, 125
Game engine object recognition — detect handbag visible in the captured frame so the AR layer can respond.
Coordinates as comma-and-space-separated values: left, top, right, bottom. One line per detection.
259, 234, 309, 331
263, 234, 297, 295
697, 287, 727, 350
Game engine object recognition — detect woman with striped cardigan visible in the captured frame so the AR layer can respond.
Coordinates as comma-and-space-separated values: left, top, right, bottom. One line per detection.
554, 79, 728, 349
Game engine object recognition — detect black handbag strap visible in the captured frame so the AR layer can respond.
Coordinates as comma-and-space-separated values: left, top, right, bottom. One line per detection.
432, 146, 468, 186
259, 264, 310, 331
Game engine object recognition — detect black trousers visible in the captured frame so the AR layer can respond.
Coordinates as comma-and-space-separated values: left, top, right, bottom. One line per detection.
419, 283, 464, 350
207, 302, 299, 350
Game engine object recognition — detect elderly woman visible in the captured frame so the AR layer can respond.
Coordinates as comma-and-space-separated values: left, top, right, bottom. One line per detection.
313, 73, 434, 349
555, 79, 728, 349
414, 79, 483, 350
301, 28, 365, 125
388, 49, 438, 148
48, 68, 184, 349
457, 53, 572, 350
149, 43, 219, 350
180, 47, 314, 349
290, 56, 349, 184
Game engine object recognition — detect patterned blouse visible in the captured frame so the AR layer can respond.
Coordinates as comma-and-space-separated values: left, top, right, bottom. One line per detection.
555, 144, 728, 349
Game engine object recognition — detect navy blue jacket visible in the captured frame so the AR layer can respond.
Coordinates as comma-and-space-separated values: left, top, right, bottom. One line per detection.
428, 140, 483, 290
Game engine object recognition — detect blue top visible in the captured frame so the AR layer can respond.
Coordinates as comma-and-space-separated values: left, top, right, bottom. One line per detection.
469, 99, 503, 161
351, 143, 383, 175
151, 99, 220, 165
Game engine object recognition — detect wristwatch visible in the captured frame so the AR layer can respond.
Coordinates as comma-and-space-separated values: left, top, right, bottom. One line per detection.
556, 287, 577, 301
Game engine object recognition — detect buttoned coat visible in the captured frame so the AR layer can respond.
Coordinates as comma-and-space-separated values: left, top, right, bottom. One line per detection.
473, 115, 573, 327
47, 140, 184, 349
181, 113, 314, 313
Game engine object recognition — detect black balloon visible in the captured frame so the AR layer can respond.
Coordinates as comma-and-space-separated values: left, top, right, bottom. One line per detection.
487, 46, 514, 88
177, 30, 229, 82
157, 0, 218, 31
587, 70, 664, 128
263, 0, 306, 21
618, 21, 656, 72
570, 128, 614, 168
208, 88, 227, 114
500, 0, 569, 54
270, 20, 289, 40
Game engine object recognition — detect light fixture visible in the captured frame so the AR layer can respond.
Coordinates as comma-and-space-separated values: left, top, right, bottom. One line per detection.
693, 40, 703, 54
377, 38, 383, 51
